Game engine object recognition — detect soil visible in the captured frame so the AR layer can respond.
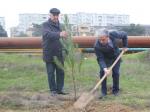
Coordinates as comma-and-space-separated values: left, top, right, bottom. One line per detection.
0, 92, 135, 112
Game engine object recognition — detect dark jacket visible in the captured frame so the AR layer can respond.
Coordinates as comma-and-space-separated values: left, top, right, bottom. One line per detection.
94, 31, 128, 69
42, 19, 63, 62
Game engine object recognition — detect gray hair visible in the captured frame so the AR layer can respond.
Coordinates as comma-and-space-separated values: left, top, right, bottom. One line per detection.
96, 28, 109, 37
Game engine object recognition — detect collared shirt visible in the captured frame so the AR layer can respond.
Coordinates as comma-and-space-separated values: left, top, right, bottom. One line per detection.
100, 38, 114, 49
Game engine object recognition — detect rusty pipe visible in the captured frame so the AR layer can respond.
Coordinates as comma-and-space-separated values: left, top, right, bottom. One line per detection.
0, 37, 41, 49
0, 36, 150, 49
73, 36, 150, 48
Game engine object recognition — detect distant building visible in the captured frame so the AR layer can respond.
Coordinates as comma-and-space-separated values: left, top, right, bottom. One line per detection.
14, 13, 129, 36
72, 24, 94, 36
60, 14, 78, 25
60, 12, 129, 26
18, 13, 48, 32
18, 13, 129, 32
10, 27, 18, 37
10, 26, 25, 37
0, 17, 6, 29
60, 13, 129, 36
26, 27, 34, 37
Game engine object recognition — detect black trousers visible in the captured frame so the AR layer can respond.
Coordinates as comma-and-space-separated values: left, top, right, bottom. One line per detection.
100, 60, 121, 94
46, 62, 64, 92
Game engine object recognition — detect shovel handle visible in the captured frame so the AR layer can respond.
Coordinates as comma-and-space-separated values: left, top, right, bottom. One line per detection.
109, 50, 125, 70
90, 50, 125, 94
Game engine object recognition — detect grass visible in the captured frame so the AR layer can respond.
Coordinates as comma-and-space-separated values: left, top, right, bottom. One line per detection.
0, 54, 48, 92
0, 51, 150, 111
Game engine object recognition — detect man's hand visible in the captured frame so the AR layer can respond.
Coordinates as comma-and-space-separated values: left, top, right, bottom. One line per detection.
60, 31, 68, 39
122, 47, 128, 52
104, 68, 110, 75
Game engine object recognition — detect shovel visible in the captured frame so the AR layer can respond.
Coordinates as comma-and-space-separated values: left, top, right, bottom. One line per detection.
73, 50, 125, 109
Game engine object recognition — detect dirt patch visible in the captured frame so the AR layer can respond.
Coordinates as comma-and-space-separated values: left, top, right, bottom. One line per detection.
0, 92, 74, 109
0, 92, 135, 112
85, 101, 134, 112
34, 101, 134, 112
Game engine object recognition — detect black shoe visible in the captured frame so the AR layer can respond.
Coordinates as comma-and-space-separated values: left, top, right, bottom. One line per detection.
57, 91, 69, 95
51, 91, 57, 96
99, 93, 107, 99
113, 91, 119, 96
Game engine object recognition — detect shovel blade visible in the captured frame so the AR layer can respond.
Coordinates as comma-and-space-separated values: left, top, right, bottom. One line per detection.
73, 92, 94, 109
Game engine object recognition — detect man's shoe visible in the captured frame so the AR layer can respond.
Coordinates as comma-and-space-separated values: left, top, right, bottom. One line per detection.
57, 91, 69, 95
51, 91, 57, 96
113, 91, 119, 96
99, 93, 107, 99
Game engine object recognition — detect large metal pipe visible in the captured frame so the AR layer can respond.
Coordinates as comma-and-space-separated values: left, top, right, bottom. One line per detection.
73, 36, 150, 48
0, 37, 41, 49
0, 36, 150, 49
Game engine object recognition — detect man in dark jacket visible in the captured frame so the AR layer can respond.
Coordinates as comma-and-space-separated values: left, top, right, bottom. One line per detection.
94, 29, 128, 98
42, 8, 68, 96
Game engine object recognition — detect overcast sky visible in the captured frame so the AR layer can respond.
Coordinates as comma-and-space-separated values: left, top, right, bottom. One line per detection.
0, 0, 150, 31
